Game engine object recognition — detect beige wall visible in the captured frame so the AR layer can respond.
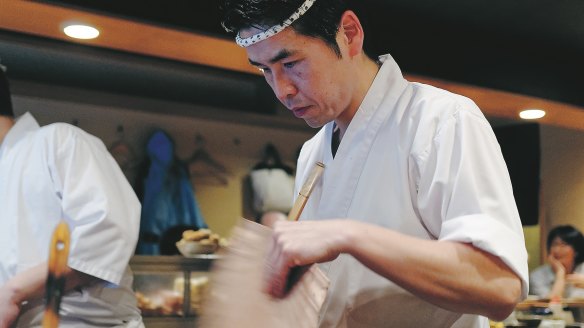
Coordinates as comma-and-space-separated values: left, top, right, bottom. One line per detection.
12, 86, 584, 266
521, 125, 584, 272
13, 92, 313, 238
541, 125, 584, 233
523, 225, 541, 273
525, 125, 584, 270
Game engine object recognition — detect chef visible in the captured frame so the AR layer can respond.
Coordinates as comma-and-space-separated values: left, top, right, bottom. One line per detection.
219, 0, 529, 327
0, 68, 143, 326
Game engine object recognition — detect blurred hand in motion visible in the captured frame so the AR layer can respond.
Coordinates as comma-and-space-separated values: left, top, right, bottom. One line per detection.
567, 273, 584, 288
260, 211, 287, 229
263, 219, 349, 298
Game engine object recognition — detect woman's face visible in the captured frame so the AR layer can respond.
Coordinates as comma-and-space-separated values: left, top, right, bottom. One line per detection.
550, 237, 576, 272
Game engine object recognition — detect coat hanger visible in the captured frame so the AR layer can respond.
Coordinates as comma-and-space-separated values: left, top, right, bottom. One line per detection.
187, 134, 229, 186
108, 125, 137, 171
253, 143, 293, 175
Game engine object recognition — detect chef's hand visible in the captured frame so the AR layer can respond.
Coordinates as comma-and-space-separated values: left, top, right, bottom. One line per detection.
0, 284, 21, 328
264, 219, 349, 298
548, 254, 566, 277
567, 273, 584, 288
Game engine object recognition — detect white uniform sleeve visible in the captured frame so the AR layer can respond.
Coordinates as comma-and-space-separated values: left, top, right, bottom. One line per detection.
415, 106, 529, 299
46, 124, 140, 285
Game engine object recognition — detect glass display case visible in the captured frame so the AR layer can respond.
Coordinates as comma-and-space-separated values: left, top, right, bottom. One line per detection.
130, 255, 219, 328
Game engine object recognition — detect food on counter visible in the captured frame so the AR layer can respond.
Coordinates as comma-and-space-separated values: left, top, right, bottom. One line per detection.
182, 229, 213, 242
136, 290, 183, 316
176, 228, 228, 256
174, 276, 210, 315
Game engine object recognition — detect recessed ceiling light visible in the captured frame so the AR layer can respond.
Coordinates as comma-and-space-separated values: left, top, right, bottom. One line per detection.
519, 109, 546, 120
63, 24, 100, 40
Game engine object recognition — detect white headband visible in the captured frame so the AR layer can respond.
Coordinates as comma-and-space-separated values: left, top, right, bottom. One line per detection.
235, 0, 316, 47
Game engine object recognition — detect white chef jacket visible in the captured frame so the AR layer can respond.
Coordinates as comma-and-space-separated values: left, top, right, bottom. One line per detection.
295, 54, 529, 328
0, 113, 143, 327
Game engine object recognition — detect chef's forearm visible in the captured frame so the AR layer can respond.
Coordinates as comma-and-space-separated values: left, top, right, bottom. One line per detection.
343, 221, 522, 321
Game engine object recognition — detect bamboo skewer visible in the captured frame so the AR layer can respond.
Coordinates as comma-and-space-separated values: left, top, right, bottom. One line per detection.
284, 162, 325, 292
42, 221, 70, 328
287, 162, 325, 222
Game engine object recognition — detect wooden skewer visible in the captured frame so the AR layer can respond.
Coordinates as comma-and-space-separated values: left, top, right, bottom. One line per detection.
287, 162, 325, 222
42, 220, 71, 328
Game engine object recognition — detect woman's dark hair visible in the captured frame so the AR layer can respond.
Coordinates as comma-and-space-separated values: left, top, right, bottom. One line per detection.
547, 225, 584, 265
220, 0, 349, 57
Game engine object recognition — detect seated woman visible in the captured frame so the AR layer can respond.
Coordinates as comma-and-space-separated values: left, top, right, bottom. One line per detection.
530, 225, 584, 299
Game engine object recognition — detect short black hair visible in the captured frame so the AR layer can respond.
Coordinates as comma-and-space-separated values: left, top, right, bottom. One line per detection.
547, 225, 584, 265
0, 68, 14, 118
220, 0, 349, 57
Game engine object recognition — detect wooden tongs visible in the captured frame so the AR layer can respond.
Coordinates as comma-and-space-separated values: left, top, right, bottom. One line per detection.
42, 221, 70, 328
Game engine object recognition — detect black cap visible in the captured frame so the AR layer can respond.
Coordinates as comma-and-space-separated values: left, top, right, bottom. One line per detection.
0, 67, 14, 117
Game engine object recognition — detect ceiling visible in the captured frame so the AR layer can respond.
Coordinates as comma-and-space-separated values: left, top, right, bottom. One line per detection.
1, 0, 584, 129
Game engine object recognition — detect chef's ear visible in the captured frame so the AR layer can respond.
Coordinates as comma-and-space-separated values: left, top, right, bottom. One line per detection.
339, 10, 364, 57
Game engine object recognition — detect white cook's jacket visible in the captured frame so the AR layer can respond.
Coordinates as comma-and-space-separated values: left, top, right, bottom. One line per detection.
295, 54, 528, 328
0, 113, 143, 327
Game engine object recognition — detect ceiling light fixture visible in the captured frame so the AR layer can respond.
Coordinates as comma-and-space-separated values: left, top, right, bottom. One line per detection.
519, 109, 546, 120
63, 24, 100, 40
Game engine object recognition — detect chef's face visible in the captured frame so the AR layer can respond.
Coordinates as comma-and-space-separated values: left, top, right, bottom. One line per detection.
549, 237, 576, 271
241, 26, 355, 128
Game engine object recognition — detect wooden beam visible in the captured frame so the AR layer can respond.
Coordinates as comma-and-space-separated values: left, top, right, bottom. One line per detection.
0, 0, 256, 74
2, 0, 584, 131
408, 75, 584, 131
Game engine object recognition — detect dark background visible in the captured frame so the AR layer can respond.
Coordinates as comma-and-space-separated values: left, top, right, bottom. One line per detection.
4, 0, 571, 225
33, 0, 584, 111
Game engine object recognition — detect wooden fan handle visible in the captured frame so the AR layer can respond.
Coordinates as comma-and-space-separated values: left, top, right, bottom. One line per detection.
42, 221, 70, 328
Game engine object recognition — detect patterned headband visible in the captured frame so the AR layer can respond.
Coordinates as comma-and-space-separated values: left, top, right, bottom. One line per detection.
235, 0, 316, 47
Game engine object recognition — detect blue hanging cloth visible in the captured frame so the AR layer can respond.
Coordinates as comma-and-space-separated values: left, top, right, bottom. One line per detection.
136, 130, 207, 255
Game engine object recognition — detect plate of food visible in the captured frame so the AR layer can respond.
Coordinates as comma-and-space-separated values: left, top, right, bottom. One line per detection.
176, 229, 222, 256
